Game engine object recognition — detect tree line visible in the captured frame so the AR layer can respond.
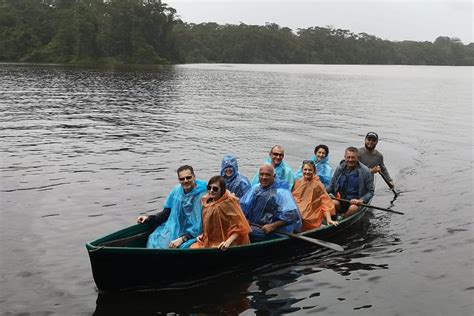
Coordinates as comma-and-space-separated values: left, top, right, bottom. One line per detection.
1, 0, 473, 65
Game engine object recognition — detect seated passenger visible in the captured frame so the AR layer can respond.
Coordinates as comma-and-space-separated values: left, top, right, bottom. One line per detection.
292, 160, 338, 231
295, 144, 333, 187
326, 147, 374, 218
191, 176, 251, 250
241, 164, 302, 241
251, 145, 295, 189
220, 154, 251, 198
137, 165, 207, 249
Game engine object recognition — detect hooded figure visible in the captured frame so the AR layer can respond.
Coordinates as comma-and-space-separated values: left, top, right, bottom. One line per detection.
220, 154, 251, 198
146, 179, 208, 249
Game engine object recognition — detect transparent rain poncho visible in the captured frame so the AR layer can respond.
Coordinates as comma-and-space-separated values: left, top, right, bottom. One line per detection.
146, 179, 207, 249
220, 154, 251, 198
191, 190, 251, 249
292, 175, 335, 231
240, 179, 302, 240
251, 158, 295, 189
294, 155, 333, 187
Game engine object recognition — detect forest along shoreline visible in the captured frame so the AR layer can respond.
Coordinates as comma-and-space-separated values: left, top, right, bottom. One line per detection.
0, 0, 472, 66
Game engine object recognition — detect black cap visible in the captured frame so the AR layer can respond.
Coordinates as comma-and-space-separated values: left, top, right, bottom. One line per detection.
366, 132, 378, 140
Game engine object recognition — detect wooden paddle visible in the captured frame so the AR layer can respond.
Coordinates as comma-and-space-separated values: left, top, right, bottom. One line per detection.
378, 171, 399, 198
250, 223, 344, 252
332, 197, 404, 215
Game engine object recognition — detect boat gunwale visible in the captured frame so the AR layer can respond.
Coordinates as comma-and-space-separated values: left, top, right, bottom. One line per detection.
86, 204, 369, 254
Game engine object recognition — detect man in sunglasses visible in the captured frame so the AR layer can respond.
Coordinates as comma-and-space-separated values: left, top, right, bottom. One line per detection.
137, 165, 208, 249
241, 164, 302, 241
251, 145, 295, 189
326, 147, 374, 218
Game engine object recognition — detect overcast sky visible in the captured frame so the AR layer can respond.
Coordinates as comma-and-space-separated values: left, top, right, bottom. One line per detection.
164, 0, 473, 43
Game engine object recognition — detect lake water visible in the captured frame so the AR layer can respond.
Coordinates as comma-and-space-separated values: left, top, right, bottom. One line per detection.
0, 63, 472, 315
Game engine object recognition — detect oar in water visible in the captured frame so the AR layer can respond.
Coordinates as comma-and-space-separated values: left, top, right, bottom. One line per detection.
379, 171, 399, 199
332, 197, 404, 215
250, 223, 344, 252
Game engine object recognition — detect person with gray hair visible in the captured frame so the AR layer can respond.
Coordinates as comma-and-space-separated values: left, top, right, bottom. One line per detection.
326, 147, 374, 218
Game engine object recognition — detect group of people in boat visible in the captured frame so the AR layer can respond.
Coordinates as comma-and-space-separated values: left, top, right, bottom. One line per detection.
136, 132, 395, 250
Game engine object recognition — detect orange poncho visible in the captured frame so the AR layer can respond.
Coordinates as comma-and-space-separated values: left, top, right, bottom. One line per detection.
292, 176, 336, 231
191, 190, 251, 249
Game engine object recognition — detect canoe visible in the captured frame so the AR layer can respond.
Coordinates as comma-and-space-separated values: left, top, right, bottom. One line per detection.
86, 205, 369, 292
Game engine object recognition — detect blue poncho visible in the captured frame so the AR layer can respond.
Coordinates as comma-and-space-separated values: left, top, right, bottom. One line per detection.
251, 158, 295, 189
147, 179, 207, 249
294, 155, 333, 187
220, 154, 251, 198
240, 180, 302, 240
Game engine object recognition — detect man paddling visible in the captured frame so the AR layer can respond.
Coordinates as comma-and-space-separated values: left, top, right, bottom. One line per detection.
327, 147, 374, 218
241, 164, 302, 241
137, 165, 207, 249
358, 132, 395, 190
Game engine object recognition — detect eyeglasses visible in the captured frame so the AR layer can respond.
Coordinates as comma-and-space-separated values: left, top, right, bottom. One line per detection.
207, 185, 220, 193
179, 175, 193, 181
271, 152, 284, 157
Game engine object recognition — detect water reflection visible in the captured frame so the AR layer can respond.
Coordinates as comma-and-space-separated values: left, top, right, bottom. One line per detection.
94, 277, 252, 315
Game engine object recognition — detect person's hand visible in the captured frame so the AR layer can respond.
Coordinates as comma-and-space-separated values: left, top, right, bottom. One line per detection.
371, 166, 381, 173
169, 237, 184, 248
327, 219, 339, 226
218, 240, 232, 251
196, 234, 204, 243
350, 198, 363, 206
389, 180, 395, 189
137, 215, 149, 224
261, 224, 275, 234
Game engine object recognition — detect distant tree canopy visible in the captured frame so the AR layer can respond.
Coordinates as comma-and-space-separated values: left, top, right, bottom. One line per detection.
0, 0, 473, 65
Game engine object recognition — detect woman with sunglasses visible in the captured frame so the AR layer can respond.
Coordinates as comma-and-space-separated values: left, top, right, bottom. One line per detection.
191, 176, 251, 250
295, 144, 333, 187
292, 160, 338, 231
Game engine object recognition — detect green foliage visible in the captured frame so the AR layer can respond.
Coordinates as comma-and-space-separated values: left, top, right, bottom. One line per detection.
0, 1, 472, 65
0, 0, 176, 64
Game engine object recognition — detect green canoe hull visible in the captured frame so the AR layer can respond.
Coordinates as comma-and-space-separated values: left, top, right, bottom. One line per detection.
86, 206, 369, 292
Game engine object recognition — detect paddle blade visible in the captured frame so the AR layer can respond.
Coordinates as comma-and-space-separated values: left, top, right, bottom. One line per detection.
296, 234, 345, 252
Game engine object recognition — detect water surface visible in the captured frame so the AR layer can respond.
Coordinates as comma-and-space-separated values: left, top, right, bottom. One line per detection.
0, 63, 472, 315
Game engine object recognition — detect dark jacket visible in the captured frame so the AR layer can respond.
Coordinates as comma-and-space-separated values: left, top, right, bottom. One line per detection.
326, 161, 374, 203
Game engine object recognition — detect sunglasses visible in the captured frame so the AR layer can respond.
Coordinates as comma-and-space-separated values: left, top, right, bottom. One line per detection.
271, 152, 284, 157
179, 175, 193, 181
207, 185, 220, 193
302, 160, 316, 166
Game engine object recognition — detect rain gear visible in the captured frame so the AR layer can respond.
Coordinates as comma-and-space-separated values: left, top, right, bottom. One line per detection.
240, 179, 302, 240
251, 158, 295, 189
146, 179, 207, 249
191, 190, 251, 249
292, 175, 336, 231
220, 155, 251, 198
294, 155, 333, 187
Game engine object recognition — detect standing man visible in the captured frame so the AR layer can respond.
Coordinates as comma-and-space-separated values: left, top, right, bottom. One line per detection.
137, 165, 207, 249
241, 164, 302, 241
358, 132, 395, 189
327, 147, 374, 218
251, 145, 295, 189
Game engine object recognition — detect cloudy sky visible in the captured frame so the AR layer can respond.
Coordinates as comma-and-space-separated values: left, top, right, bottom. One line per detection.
164, 0, 473, 43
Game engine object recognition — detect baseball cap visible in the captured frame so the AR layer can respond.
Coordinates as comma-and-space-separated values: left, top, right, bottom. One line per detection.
366, 132, 378, 140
